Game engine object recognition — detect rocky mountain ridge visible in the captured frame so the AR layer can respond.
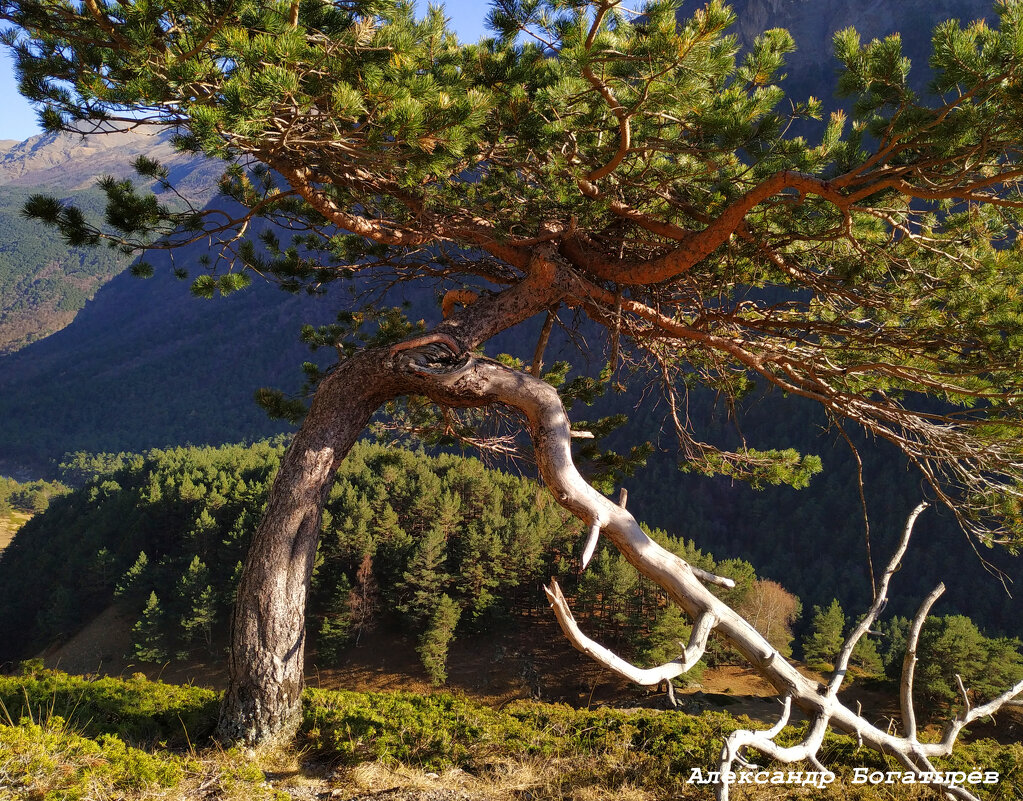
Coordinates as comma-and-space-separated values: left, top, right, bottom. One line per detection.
0, 126, 218, 196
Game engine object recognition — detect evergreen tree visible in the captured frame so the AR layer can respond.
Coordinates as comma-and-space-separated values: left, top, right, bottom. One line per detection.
317, 614, 353, 665
802, 599, 846, 670
176, 556, 216, 652
12, 0, 1023, 748
880, 616, 910, 679
850, 634, 883, 676
180, 584, 216, 652
114, 551, 149, 601
916, 615, 1023, 710
418, 594, 461, 686
317, 573, 354, 665
84, 547, 116, 596
639, 604, 705, 687
398, 522, 449, 625
131, 592, 168, 663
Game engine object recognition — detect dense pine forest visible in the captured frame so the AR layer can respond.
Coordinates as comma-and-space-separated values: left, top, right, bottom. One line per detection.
1, 441, 1019, 715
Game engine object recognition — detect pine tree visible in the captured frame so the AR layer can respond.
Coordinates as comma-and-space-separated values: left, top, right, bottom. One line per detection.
317, 614, 353, 665
180, 584, 216, 652
851, 634, 883, 676
639, 604, 705, 687
176, 556, 215, 652
880, 616, 911, 679
317, 573, 354, 665
132, 591, 168, 663
114, 550, 149, 601
13, 0, 1023, 751
398, 522, 449, 625
916, 615, 1023, 709
418, 594, 461, 686
802, 600, 846, 670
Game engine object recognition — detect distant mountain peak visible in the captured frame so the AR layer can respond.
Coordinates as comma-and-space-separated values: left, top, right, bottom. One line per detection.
0, 126, 215, 196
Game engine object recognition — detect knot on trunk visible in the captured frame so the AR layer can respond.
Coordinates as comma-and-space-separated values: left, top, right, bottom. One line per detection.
387, 333, 472, 376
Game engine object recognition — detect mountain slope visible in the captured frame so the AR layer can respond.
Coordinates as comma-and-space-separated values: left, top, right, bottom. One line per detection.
0, 129, 219, 352
0, 253, 337, 474
0, 127, 218, 194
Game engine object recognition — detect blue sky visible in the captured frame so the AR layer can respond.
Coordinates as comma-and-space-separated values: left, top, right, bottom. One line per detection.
0, 0, 492, 142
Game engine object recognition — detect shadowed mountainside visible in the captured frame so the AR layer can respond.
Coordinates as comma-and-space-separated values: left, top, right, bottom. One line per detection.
0, 129, 220, 352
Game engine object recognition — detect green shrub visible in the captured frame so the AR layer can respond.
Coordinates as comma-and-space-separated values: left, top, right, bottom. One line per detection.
0, 665, 219, 747
1, 668, 1019, 800
0, 716, 182, 800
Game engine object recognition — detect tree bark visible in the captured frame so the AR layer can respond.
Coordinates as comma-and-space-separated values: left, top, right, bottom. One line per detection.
216, 274, 559, 745
216, 351, 405, 744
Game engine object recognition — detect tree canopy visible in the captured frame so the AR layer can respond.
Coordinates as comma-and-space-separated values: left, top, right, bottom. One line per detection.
6, 0, 1023, 542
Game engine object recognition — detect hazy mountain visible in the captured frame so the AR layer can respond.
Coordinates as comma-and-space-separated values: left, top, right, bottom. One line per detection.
0, 127, 219, 196
0, 128, 219, 353
0, 223, 339, 476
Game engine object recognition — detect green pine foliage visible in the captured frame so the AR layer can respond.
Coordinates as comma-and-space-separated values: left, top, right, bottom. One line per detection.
0, 475, 67, 515
317, 617, 353, 666
418, 593, 461, 686
850, 633, 884, 676
131, 592, 169, 664
640, 604, 706, 687
0, 439, 790, 680
7, 437, 1018, 697
114, 551, 149, 601
802, 599, 846, 670
397, 521, 449, 625
316, 572, 354, 664
914, 615, 1023, 711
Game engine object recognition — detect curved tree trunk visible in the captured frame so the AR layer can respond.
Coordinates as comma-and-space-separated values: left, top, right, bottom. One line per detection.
216, 275, 559, 745
216, 351, 405, 744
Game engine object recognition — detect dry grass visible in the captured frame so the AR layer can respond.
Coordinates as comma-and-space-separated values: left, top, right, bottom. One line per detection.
0, 510, 30, 551
318, 756, 660, 801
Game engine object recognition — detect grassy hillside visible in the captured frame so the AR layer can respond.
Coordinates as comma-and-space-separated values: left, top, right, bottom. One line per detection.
0, 510, 30, 552
0, 668, 1020, 801
0, 186, 133, 353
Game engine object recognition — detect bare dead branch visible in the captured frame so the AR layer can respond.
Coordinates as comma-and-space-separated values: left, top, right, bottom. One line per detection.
901, 583, 946, 741
829, 501, 929, 696
545, 579, 715, 683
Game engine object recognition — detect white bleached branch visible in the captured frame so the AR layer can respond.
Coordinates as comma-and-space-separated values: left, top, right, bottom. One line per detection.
545, 579, 715, 684
402, 352, 1023, 801
901, 582, 946, 741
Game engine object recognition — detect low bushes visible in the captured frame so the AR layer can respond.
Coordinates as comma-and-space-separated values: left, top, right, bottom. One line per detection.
1, 668, 1020, 800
